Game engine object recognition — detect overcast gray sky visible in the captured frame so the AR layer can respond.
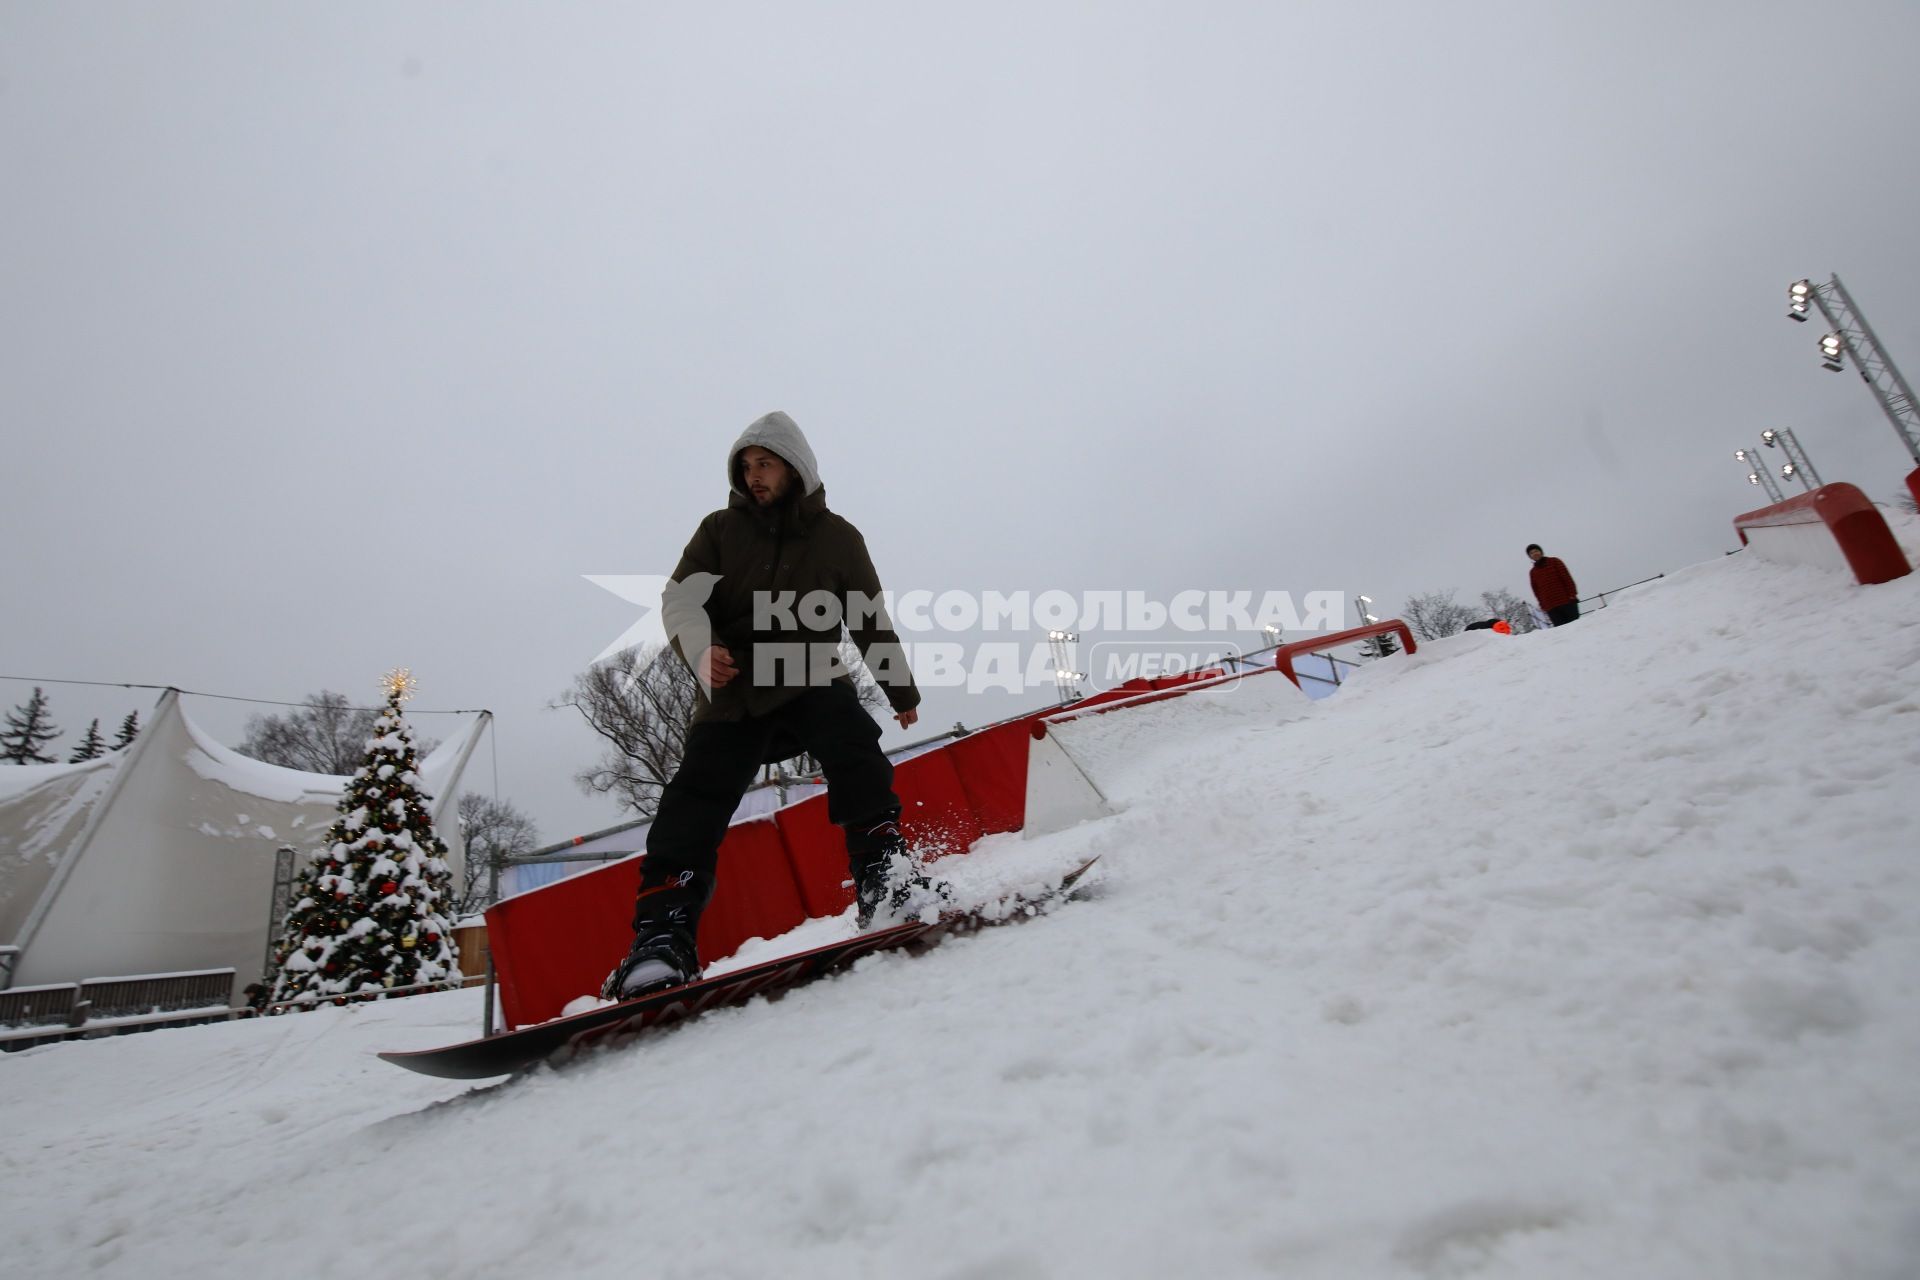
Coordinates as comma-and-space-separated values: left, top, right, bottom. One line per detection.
4, 1, 1917, 844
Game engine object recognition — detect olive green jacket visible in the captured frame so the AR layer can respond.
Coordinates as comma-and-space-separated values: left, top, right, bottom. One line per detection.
661, 413, 920, 726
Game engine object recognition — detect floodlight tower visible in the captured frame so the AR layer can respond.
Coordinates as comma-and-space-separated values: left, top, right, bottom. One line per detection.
1787, 275, 1920, 468
1760, 428, 1821, 492
1735, 448, 1786, 502
1046, 630, 1084, 705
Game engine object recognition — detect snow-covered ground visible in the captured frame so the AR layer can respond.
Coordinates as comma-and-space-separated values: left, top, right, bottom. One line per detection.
5, 533, 1919, 1279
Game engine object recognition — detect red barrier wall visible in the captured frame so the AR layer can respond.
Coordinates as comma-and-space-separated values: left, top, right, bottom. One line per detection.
945, 720, 1034, 835
773, 793, 848, 920
486, 667, 1304, 1029
1734, 482, 1911, 586
488, 721, 1043, 1028
488, 819, 810, 1031
894, 748, 987, 860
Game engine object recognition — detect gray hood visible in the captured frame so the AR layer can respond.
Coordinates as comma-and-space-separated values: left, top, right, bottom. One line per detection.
729, 410, 822, 497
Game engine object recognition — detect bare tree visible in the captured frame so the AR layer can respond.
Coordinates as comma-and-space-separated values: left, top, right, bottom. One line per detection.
455, 791, 540, 914
556, 645, 700, 818
557, 638, 890, 818
1401, 590, 1480, 641
239, 691, 378, 775
1479, 587, 1539, 634
239, 690, 439, 774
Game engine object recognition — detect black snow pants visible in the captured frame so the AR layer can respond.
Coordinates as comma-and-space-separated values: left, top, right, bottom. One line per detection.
634, 679, 899, 931
1547, 603, 1581, 627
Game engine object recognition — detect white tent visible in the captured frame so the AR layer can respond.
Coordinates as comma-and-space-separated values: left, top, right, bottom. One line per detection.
0, 689, 488, 1002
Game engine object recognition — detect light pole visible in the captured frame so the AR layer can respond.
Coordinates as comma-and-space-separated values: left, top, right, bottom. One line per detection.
1046, 630, 1083, 705
1352, 593, 1394, 658
1735, 448, 1786, 502
1761, 428, 1822, 491
1787, 275, 1920, 467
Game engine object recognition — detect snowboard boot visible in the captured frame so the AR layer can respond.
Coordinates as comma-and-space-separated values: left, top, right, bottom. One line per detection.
847, 817, 951, 929
602, 873, 706, 1001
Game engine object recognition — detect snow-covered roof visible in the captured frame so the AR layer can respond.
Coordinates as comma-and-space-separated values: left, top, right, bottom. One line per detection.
0, 690, 490, 997
0, 753, 116, 806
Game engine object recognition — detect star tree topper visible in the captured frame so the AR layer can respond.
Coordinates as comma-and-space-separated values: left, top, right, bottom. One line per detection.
383, 668, 417, 703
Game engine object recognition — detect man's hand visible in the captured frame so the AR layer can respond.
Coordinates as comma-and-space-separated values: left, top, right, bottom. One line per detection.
698, 644, 738, 689
895, 707, 918, 730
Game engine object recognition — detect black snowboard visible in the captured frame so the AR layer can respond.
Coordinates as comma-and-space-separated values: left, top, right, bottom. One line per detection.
379, 857, 1099, 1079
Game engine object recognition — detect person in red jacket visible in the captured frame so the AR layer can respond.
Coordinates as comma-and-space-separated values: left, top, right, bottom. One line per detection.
1527, 543, 1580, 626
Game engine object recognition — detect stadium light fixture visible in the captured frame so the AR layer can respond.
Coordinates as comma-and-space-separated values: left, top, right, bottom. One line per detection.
1786, 275, 1920, 466
1737, 444, 1786, 501
1788, 279, 1812, 322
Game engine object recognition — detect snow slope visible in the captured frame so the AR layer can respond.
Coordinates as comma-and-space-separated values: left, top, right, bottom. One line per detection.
4, 537, 1918, 1279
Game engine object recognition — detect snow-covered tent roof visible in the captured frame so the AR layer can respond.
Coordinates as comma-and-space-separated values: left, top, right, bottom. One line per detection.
0, 689, 489, 999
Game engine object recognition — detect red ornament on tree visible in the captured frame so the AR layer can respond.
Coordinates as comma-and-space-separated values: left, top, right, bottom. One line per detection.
380, 880, 399, 895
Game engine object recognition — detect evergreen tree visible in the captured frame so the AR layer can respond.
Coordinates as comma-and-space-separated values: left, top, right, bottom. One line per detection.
1357, 631, 1400, 659
111, 711, 140, 750
268, 672, 460, 1004
2, 688, 61, 765
69, 719, 107, 762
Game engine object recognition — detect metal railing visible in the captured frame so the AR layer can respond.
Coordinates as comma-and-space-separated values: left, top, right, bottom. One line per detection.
1577, 573, 1666, 611
80, 969, 235, 1019
1273, 620, 1418, 688
257, 974, 478, 1016
0, 981, 82, 1030
0, 968, 240, 1051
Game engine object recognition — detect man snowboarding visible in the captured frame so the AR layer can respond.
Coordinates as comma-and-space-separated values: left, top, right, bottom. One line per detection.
1527, 543, 1581, 626
604, 411, 931, 1001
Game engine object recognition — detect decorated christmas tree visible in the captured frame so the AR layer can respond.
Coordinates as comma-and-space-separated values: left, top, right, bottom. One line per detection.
269, 671, 460, 1004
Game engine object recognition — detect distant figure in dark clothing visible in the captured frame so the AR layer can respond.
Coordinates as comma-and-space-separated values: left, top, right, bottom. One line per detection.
1527, 544, 1580, 626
